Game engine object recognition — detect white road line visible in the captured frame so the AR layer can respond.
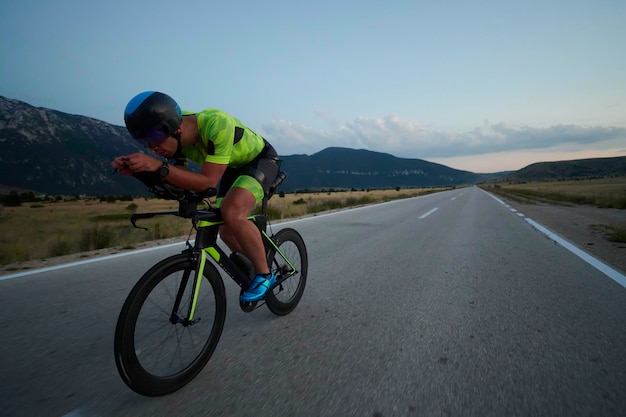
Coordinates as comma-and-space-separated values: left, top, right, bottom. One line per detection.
525, 219, 626, 289
0, 241, 188, 282
419, 208, 439, 219
481, 188, 626, 289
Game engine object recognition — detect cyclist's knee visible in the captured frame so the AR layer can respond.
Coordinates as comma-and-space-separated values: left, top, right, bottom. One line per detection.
219, 225, 239, 249
220, 190, 255, 224
220, 206, 247, 225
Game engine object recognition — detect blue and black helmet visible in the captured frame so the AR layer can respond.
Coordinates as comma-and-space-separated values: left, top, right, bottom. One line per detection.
124, 91, 182, 140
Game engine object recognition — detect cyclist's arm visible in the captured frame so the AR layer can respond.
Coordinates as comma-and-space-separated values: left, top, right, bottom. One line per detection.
162, 161, 227, 192
117, 152, 226, 192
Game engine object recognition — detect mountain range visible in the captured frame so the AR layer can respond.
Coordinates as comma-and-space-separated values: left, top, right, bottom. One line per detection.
501, 156, 626, 182
0, 96, 147, 195
1, 95, 622, 196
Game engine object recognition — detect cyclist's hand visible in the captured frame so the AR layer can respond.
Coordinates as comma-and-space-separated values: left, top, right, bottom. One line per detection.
112, 156, 134, 176
113, 153, 161, 174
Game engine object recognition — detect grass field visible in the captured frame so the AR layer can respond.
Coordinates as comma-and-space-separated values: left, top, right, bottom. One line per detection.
480, 177, 626, 209
0, 187, 448, 265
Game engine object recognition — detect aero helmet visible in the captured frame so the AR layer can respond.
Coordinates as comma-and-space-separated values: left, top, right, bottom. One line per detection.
124, 91, 182, 141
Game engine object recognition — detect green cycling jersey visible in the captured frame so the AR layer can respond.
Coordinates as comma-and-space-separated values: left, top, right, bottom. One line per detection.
181, 109, 266, 168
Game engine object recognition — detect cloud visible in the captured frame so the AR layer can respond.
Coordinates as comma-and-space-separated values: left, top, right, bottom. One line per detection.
259, 114, 626, 159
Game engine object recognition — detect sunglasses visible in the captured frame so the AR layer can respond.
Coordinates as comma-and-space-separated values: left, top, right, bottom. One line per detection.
138, 127, 169, 146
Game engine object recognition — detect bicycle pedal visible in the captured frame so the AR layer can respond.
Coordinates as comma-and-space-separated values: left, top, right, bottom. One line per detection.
239, 299, 264, 313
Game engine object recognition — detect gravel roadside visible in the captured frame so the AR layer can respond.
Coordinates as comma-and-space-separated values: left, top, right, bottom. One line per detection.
500, 198, 626, 276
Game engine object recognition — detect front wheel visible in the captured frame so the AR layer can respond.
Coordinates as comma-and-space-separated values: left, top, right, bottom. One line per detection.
114, 254, 226, 396
265, 228, 308, 316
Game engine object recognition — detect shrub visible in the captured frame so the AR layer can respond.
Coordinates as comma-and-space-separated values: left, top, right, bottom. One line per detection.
606, 226, 626, 243
79, 225, 115, 251
308, 199, 344, 213
49, 240, 73, 257
90, 213, 130, 222
0, 244, 30, 264
2, 192, 22, 207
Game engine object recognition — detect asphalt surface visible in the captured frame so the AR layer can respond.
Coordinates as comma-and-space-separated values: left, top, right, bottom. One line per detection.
1, 187, 625, 417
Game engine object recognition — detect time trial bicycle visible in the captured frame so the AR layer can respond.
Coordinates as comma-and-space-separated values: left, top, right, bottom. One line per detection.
113, 170, 307, 396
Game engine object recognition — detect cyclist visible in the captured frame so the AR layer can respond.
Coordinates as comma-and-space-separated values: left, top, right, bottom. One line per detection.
112, 91, 280, 302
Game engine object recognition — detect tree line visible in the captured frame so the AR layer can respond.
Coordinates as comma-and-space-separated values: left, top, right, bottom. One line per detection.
0, 191, 135, 206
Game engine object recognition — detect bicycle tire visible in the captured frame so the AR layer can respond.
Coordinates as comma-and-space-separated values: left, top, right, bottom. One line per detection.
114, 254, 226, 396
265, 228, 308, 316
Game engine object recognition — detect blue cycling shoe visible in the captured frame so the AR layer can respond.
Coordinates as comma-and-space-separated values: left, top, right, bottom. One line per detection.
240, 272, 276, 302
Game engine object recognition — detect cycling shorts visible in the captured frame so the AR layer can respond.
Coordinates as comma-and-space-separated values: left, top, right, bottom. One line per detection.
216, 142, 280, 207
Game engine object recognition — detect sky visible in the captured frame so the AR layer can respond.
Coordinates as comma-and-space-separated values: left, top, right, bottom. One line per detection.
1, 0, 625, 173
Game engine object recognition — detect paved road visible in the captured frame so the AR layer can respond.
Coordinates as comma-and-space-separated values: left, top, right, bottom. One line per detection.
1, 187, 625, 417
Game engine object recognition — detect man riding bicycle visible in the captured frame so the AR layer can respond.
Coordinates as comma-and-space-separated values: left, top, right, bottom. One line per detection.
111, 91, 280, 302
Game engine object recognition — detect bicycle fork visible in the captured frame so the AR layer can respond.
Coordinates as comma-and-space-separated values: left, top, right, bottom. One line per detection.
167, 250, 208, 326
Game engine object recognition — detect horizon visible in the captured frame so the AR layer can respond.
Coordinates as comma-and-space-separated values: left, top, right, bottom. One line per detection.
1, 92, 624, 175
1, 0, 625, 172
5, 92, 625, 178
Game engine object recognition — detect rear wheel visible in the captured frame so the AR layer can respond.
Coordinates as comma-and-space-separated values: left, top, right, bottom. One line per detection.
265, 228, 308, 315
114, 254, 226, 396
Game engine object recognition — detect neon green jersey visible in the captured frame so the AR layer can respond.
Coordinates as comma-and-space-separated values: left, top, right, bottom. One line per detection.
181, 109, 266, 168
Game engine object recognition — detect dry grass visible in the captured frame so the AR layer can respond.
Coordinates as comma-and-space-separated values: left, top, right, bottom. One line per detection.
480, 177, 626, 243
0, 187, 448, 265
481, 177, 626, 208
265, 188, 443, 219
0, 198, 191, 264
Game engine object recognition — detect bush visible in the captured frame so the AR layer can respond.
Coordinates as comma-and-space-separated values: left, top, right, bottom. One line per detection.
0, 244, 30, 264
606, 226, 626, 243
2, 192, 22, 207
308, 199, 344, 213
79, 225, 115, 251
49, 240, 73, 257
90, 213, 130, 222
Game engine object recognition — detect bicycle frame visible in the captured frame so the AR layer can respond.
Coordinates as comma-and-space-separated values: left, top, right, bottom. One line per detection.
128, 169, 295, 321
115, 169, 309, 396
168, 210, 298, 322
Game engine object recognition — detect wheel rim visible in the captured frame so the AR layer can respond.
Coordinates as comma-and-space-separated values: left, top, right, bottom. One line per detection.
132, 268, 219, 378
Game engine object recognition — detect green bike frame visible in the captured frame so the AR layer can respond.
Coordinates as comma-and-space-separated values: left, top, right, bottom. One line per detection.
186, 213, 297, 321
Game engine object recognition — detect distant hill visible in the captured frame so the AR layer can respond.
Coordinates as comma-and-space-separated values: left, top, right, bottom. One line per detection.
0, 95, 147, 195
279, 147, 493, 190
501, 156, 626, 182
0, 95, 506, 195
